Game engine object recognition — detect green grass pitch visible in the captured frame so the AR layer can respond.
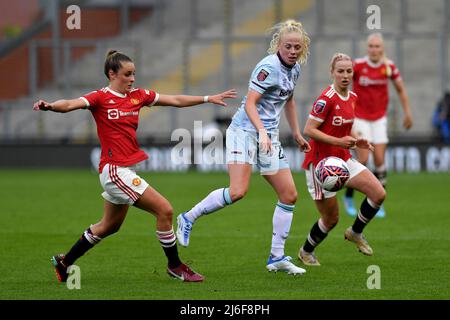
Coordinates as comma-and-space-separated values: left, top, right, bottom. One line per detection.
1, 169, 449, 299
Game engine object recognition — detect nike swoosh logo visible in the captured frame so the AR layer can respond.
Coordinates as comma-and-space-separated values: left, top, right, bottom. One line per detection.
168, 269, 184, 281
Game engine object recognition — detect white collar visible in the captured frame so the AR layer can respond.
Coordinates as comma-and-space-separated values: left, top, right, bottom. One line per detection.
365, 56, 383, 68
332, 84, 350, 101
106, 86, 127, 98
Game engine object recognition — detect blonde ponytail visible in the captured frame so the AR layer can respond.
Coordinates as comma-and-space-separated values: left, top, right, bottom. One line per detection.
383, 53, 392, 77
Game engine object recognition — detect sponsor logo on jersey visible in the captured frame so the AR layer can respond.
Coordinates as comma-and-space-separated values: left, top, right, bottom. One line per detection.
119, 110, 138, 117
359, 76, 388, 86
313, 99, 327, 114
279, 89, 292, 97
332, 116, 354, 126
132, 178, 141, 186
108, 99, 115, 104
257, 69, 269, 82
336, 105, 340, 110
107, 109, 138, 120
107, 109, 119, 119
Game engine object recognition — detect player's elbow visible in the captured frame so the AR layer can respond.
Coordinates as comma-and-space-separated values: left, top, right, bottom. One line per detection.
303, 126, 313, 138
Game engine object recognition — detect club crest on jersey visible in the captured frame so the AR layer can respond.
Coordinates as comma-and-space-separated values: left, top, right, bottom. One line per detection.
313, 99, 326, 114
131, 98, 140, 105
132, 178, 141, 186
257, 69, 269, 82
107, 109, 119, 120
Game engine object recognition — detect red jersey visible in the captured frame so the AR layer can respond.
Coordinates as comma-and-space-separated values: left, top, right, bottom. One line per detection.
352, 56, 401, 121
302, 85, 358, 169
81, 87, 159, 172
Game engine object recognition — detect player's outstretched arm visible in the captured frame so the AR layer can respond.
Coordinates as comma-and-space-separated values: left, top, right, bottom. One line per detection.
155, 89, 237, 108
284, 96, 311, 152
33, 98, 87, 113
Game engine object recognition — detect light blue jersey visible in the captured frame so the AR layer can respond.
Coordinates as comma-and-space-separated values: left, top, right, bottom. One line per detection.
231, 53, 301, 132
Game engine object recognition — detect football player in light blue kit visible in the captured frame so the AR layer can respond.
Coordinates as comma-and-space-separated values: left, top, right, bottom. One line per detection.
177, 20, 311, 275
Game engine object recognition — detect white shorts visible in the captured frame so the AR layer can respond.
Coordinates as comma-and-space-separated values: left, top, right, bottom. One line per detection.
352, 116, 389, 144
305, 158, 367, 200
226, 126, 289, 174
99, 163, 149, 205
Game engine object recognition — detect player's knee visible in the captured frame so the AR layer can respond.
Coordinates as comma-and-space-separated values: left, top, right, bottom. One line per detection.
159, 204, 173, 221
281, 189, 297, 205
323, 214, 339, 230
229, 187, 247, 202
371, 189, 386, 206
378, 189, 387, 204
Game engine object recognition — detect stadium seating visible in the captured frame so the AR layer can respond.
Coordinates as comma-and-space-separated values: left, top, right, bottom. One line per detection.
2, 0, 448, 141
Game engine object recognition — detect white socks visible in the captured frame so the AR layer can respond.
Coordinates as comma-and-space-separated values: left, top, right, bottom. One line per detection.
270, 201, 295, 259
184, 188, 232, 222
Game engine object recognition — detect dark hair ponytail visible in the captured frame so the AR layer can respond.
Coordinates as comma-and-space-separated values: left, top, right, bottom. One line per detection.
104, 50, 133, 79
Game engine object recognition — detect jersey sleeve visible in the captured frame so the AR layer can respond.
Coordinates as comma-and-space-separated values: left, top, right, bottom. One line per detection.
248, 64, 278, 94
141, 89, 159, 107
389, 61, 401, 81
309, 95, 333, 123
80, 90, 100, 110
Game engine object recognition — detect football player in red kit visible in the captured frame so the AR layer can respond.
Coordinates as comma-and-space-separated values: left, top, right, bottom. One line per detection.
297, 53, 386, 266
33, 50, 236, 282
343, 33, 413, 218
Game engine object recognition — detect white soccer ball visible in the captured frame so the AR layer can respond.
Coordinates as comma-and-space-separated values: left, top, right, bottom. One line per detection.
314, 156, 350, 192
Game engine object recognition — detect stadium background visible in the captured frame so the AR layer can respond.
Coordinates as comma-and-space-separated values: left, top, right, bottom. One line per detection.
0, 0, 449, 301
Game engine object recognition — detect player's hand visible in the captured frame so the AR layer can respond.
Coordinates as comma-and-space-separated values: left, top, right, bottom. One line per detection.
403, 113, 413, 130
258, 130, 273, 155
294, 133, 311, 153
355, 138, 374, 151
340, 136, 357, 149
33, 100, 52, 111
208, 89, 238, 107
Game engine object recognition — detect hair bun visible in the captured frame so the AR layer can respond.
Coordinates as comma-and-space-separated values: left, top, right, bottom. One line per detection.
107, 50, 118, 57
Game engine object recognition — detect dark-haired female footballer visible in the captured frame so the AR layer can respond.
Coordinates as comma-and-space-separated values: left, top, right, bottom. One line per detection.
34, 50, 236, 282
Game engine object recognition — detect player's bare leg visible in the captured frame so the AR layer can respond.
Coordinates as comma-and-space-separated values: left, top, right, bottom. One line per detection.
264, 169, 306, 275
299, 197, 339, 266
91, 201, 129, 237
51, 201, 128, 282
344, 169, 386, 255
135, 186, 203, 282
134, 185, 174, 231
373, 143, 388, 217
228, 163, 253, 202
176, 163, 252, 247
344, 148, 370, 216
